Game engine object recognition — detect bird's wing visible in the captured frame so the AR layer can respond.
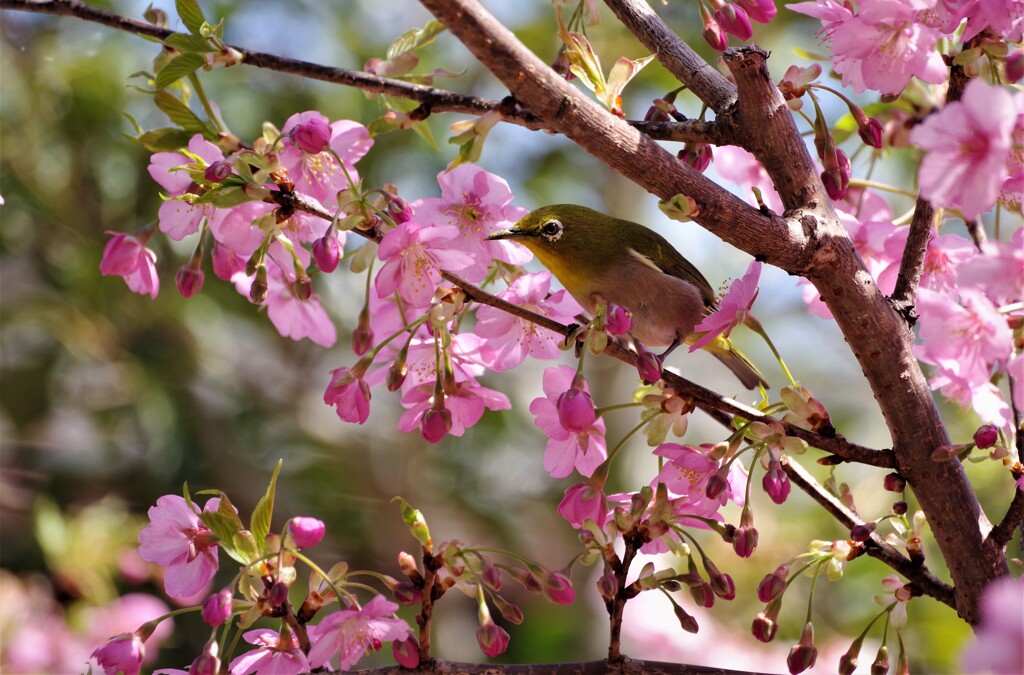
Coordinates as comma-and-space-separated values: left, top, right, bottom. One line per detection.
653, 243, 718, 311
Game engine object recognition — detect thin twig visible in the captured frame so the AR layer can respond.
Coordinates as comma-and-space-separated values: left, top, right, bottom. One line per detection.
987, 487, 1024, 550
889, 198, 934, 320
603, 0, 736, 114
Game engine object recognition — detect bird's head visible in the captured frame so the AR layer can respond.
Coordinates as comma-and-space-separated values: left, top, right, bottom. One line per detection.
487, 205, 613, 276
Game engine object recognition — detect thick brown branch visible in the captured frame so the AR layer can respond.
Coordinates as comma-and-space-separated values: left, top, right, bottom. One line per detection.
348, 658, 777, 674
784, 458, 957, 609
604, 0, 736, 114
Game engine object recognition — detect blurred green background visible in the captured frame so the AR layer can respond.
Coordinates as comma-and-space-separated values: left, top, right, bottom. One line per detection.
0, 1, 1014, 672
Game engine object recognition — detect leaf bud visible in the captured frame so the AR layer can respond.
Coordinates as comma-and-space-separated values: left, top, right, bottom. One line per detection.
249, 264, 268, 304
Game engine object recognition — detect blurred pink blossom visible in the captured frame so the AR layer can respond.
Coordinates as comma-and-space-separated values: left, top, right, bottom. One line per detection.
100, 232, 160, 299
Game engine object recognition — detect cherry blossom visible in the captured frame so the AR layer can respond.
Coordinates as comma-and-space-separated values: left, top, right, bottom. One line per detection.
148, 134, 228, 240
376, 221, 474, 308
712, 146, 784, 212
910, 79, 1018, 220
91, 633, 145, 675
690, 261, 761, 351
287, 517, 326, 548
397, 380, 510, 442
530, 366, 608, 478
278, 111, 372, 206
306, 595, 412, 670
412, 164, 532, 282
956, 228, 1024, 305
324, 366, 372, 424
474, 272, 584, 371
100, 232, 160, 299
557, 481, 609, 529
227, 628, 311, 675
137, 495, 222, 599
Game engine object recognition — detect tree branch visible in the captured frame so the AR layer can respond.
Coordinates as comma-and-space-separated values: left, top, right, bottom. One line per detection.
888, 198, 934, 319
987, 487, 1024, 550
783, 457, 957, 609
349, 657, 777, 674
603, 0, 736, 114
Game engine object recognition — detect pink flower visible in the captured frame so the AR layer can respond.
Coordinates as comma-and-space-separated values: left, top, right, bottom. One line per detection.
397, 380, 510, 442
201, 588, 233, 627
787, 0, 946, 95
411, 164, 532, 282
557, 482, 609, 529
306, 595, 411, 669
288, 517, 325, 549
148, 134, 228, 241
137, 495, 221, 599
375, 221, 474, 308
960, 0, 1024, 41
324, 366, 372, 424
652, 444, 742, 518
228, 628, 310, 675
474, 272, 584, 371
736, 0, 777, 23
91, 633, 145, 675
100, 232, 160, 299
960, 575, 1024, 674
956, 228, 1024, 305
530, 366, 607, 478
910, 79, 1017, 220
279, 112, 372, 206
915, 288, 1013, 387
690, 261, 761, 351
259, 242, 337, 347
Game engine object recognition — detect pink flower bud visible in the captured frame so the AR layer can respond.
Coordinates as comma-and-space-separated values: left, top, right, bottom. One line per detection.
973, 424, 999, 449
733, 524, 758, 558
1007, 51, 1024, 83
883, 472, 906, 492
387, 195, 413, 225
597, 571, 618, 602
756, 563, 789, 602
857, 117, 884, 149
674, 603, 699, 633
91, 633, 145, 675
679, 142, 713, 173
763, 460, 791, 504
494, 595, 524, 624
203, 159, 233, 183
543, 571, 576, 605
420, 406, 452, 443
312, 232, 341, 273
821, 148, 851, 200
787, 622, 818, 674
705, 469, 730, 500
175, 264, 205, 298
752, 610, 778, 643
715, 4, 753, 40
701, 4, 729, 51
556, 385, 596, 433
736, 0, 777, 23
391, 580, 422, 605
392, 636, 420, 669
476, 619, 510, 657
635, 347, 663, 384
289, 516, 325, 548
268, 580, 289, 606
190, 641, 221, 675
604, 304, 632, 336
201, 587, 233, 627
706, 561, 736, 600
291, 117, 331, 154
850, 522, 876, 542
690, 581, 716, 608
250, 265, 268, 304
292, 275, 313, 301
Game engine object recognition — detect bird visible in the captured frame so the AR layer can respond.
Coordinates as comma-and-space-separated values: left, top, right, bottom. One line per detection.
486, 204, 767, 390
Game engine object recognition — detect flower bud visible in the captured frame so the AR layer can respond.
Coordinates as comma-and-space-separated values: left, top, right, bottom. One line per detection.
203, 159, 233, 183
493, 594, 524, 624
386, 194, 413, 225
762, 460, 791, 504
871, 645, 889, 675
736, 0, 777, 23
850, 522, 876, 542
604, 304, 632, 336
858, 116, 884, 149
476, 618, 510, 657
715, 4, 753, 40
189, 640, 221, 675
839, 636, 864, 675
291, 116, 331, 154
288, 517, 325, 549
1007, 51, 1024, 83
420, 405, 452, 444
892, 500, 908, 515
391, 581, 422, 605
973, 424, 999, 449
312, 231, 341, 273
756, 563, 789, 602
679, 142, 713, 173
250, 265, 268, 303
268, 580, 289, 607
556, 383, 596, 433
392, 636, 420, 669
202, 587, 234, 627
752, 605, 779, 643
635, 347, 663, 384
674, 602, 699, 633
705, 468, 730, 500
883, 472, 906, 492
701, 4, 729, 51
733, 523, 758, 558
690, 581, 716, 608
175, 264, 205, 298
786, 622, 818, 674
705, 560, 736, 600
822, 148, 851, 200
543, 571, 575, 605
292, 274, 313, 301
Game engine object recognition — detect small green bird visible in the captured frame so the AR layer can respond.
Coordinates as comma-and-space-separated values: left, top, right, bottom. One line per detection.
487, 204, 767, 390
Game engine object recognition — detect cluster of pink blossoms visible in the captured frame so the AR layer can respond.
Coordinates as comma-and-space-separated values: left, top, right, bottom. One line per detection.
89, 491, 415, 675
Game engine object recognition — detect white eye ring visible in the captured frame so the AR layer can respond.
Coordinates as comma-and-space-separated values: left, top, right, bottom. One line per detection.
540, 219, 563, 241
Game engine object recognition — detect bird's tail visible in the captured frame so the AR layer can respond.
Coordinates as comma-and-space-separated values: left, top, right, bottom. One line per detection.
705, 336, 768, 390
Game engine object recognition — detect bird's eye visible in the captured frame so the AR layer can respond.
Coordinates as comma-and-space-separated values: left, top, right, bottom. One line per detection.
540, 219, 563, 241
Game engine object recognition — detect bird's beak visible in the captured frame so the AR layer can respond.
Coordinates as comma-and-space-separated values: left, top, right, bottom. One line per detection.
486, 227, 524, 241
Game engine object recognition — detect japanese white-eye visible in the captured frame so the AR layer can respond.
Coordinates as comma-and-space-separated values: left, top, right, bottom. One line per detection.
487, 204, 767, 390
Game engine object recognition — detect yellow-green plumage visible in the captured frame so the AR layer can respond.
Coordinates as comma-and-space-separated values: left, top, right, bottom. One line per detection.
488, 205, 766, 390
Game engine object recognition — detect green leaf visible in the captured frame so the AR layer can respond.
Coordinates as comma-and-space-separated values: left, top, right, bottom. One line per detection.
164, 32, 217, 53
249, 459, 282, 555
153, 90, 209, 134
233, 530, 261, 564
129, 127, 195, 153
411, 120, 439, 151
387, 20, 446, 60
176, 0, 206, 35
201, 185, 252, 207
155, 52, 206, 90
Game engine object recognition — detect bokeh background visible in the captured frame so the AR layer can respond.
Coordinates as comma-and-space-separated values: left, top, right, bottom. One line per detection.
1, 1, 1018, 672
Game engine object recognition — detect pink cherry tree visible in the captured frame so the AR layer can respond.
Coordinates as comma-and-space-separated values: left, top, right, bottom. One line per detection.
3, 0, 1023, 673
